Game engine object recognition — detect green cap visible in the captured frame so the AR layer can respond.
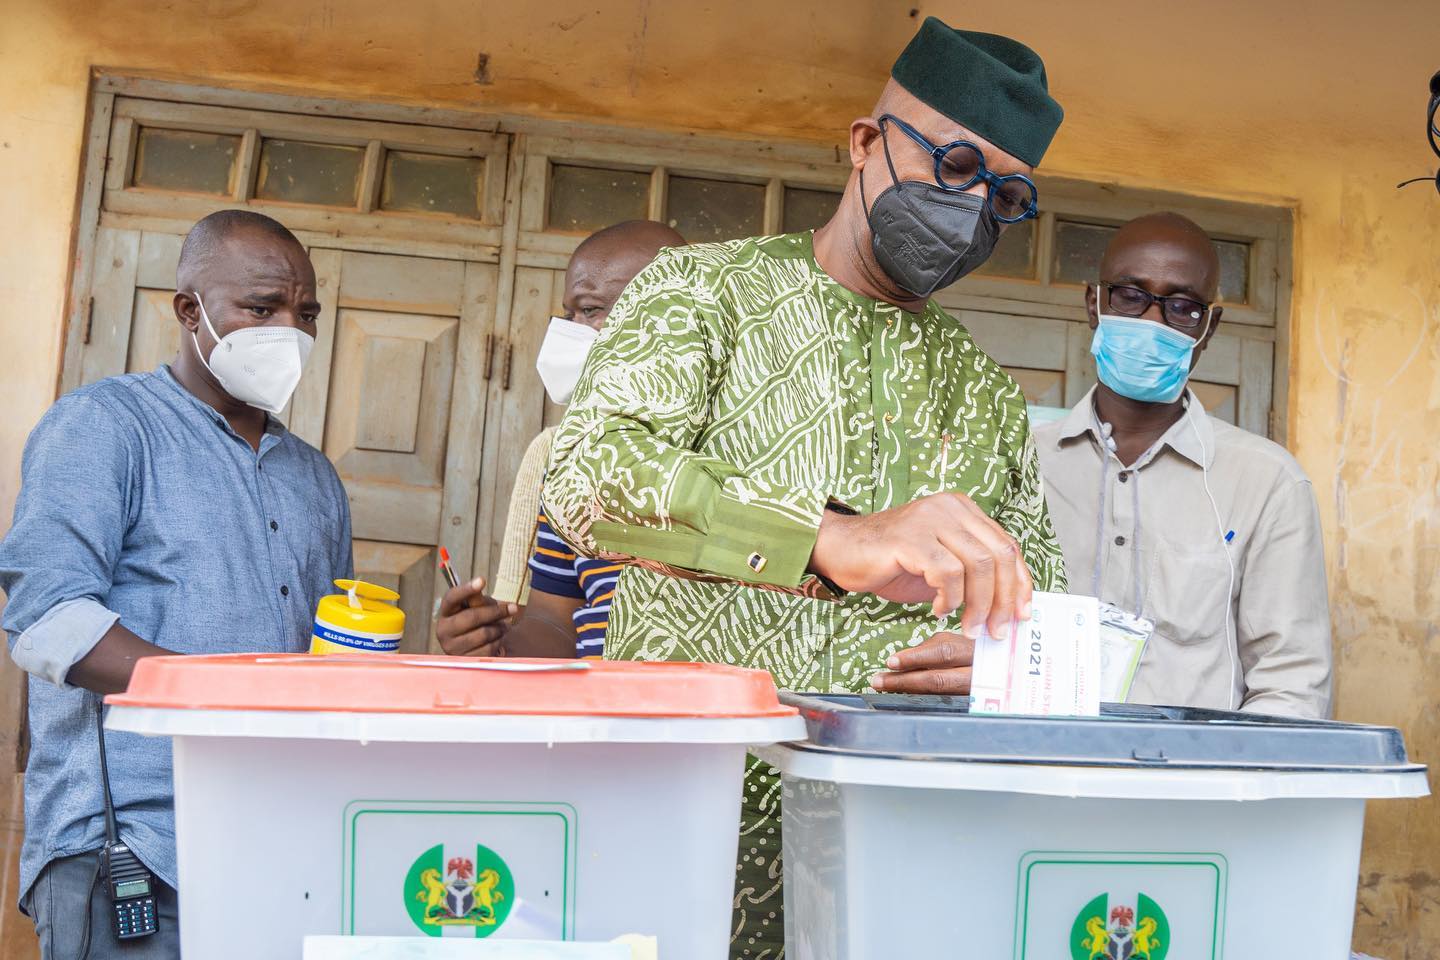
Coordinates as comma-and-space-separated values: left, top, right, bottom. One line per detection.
890, 18, 1064, 167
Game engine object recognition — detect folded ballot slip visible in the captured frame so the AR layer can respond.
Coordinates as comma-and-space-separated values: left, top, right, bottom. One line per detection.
970, 591, 1101, 717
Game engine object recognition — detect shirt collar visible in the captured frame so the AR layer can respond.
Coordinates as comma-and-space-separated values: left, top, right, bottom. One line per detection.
156, 364, 288, 450
1054, 385, 1214, 470
1053, 387, 1100, 442
784, 230, 937, 320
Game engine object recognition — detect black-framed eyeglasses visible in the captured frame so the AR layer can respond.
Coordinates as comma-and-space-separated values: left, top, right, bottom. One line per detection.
879, 114, 1039, 223
1396, 69, 1440, 195
1100, 282, 1215, 332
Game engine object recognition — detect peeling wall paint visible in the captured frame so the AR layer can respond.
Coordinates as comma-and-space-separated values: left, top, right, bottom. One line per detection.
2, 0, 1439, 955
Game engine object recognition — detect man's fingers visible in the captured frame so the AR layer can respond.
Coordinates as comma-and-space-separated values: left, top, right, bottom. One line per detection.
439, 577, 490, 617
436, 621, 504, 651
981, 534, 1022, 639
849, 491, 1037, 624
439, 630, 506, 658
884, 631, 974, 673
441, 602, 510, 638
870, 666, 972, 695
927, 495, 1003, 627
952, 496, 1031, 630
907, 542, 966, 617
935, 526, 996, 635
933, 497, 1027, 637
1013, 550, 1034, 621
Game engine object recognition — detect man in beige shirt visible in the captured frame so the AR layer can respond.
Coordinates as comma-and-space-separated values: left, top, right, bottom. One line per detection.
1035, 212, 1332, 718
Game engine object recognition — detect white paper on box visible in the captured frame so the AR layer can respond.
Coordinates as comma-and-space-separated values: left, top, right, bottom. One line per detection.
303, 936, 641, 959
970, 591, 1101, 717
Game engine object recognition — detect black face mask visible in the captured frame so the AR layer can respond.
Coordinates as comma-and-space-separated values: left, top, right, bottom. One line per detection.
861, 125, 1001, 299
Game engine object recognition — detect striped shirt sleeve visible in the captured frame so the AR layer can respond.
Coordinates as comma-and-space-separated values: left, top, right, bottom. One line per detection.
527, 513, 585, 600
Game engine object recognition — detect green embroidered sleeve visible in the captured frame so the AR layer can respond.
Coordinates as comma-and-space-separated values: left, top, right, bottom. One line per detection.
1002, 426, 1070, 593
544, 248, 830, 591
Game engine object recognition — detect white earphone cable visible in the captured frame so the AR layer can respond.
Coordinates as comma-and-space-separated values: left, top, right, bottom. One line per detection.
1185, 400, 1239, 712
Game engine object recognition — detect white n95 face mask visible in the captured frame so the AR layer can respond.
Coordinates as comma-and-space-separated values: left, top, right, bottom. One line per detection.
191, 294, 314, 414
535, 317, 599, 405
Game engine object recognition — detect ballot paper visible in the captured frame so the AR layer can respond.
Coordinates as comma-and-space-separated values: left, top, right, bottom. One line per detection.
970, 591, 1101, 717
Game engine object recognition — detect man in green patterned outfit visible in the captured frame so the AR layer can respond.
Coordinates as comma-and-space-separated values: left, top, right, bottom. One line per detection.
546, 19, 1066, 958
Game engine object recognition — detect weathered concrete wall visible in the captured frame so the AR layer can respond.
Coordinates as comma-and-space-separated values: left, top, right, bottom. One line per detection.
2, 0, 1438, 954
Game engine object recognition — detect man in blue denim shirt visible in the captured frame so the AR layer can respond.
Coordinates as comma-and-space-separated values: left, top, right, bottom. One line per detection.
0, 210, 352, 958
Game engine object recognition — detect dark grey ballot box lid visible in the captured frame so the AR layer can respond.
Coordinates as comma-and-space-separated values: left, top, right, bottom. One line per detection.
777, 693, 1427, 773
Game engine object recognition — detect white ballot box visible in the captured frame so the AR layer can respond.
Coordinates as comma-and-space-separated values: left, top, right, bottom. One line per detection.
755, 694, 1429, 960
107, 655, 804, 960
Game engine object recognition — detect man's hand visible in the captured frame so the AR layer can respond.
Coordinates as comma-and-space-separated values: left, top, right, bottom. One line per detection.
809, 492, 1033, 638
436, 577, 519, 657
869, 631, 973, 694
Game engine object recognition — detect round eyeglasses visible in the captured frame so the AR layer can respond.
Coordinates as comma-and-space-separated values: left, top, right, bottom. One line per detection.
1101, 282, 1215, 332
879, 114, 1039, 223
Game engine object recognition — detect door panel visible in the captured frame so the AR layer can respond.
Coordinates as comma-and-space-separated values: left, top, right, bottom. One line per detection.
125, 288, 181, 375
330, 251, 468, 315
472, 265, 564, 578
1191, 331, 1265, 430
436, 264, 502, 581
959, 311, 1069, 371
287, 248, 343, 446
316, 250, 499, 649
126, 233, 185, 373
325, 310, 457, 495
1006, 368, 1066, 408
82, 227, 142, 384
85, 228, 188, 382
1236, 338, 1274, 436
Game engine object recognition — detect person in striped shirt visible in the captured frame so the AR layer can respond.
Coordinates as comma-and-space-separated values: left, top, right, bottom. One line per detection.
436, 220, 684, 659
525, 511, 621, 657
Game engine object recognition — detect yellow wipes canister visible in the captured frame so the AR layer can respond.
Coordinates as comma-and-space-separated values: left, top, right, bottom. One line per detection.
310, 579, 405, 654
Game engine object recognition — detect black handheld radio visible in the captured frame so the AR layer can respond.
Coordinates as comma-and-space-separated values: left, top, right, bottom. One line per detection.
95, 697, 158, 940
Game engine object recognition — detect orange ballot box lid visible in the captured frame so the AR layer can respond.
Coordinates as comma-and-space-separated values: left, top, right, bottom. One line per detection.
108, 653, 798, 720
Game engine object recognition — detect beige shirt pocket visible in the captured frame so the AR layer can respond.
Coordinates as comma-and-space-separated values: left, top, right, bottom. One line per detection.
1144, 538, 1233, 647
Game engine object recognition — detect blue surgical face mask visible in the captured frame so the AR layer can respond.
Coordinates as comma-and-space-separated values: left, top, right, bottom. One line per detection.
1090, 292, 1198, 404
